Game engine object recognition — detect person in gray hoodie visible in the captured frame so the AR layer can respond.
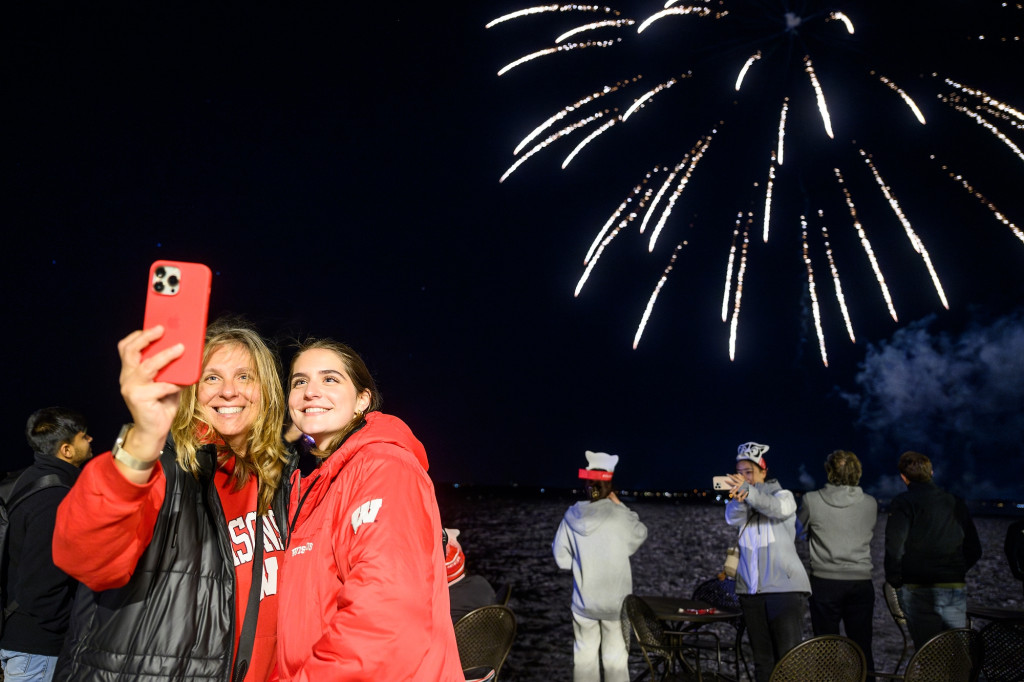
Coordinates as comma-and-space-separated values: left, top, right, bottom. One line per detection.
798, 450, 878, 676
553, 450, 647, 682
724, 442, 811, 682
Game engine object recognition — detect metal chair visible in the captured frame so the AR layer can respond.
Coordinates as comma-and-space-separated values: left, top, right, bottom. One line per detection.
464, 666, 496, 682
882, 582, 910, 675
875, 628, 982, 682
978, 620, 1024, 682
453, 605, 517, 681
621, 595, 729, 682
691, 577, 751, 681
768, 635, 866, 682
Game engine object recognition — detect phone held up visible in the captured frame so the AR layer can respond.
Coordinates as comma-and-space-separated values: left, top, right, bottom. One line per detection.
712, 475, 733, 491
141, 260, 212, 385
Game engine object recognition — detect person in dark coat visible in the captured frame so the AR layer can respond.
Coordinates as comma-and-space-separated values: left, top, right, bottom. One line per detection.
884, 451, 982, 649
445, 528, 498, 623
0, 407, 92, 682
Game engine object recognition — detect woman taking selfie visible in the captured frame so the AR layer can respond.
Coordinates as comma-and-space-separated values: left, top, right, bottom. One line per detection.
724, 442, 810, 682
277, 338, 462, 681
53, 320, 294, 682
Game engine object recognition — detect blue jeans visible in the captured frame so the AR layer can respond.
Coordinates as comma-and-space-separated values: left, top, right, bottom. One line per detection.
0, 650, 58, 682
899, 585, 967, 650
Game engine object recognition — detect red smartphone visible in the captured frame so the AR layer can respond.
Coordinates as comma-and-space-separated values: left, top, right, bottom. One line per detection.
141, 260, 212, 385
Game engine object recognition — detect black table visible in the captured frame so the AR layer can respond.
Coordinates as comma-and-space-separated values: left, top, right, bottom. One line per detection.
966, 605, 1024, 624
638, 596, 741, 681
640, 596, 743, 625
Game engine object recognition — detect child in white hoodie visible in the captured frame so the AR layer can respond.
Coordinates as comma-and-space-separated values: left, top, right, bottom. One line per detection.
553, 450, 647, 682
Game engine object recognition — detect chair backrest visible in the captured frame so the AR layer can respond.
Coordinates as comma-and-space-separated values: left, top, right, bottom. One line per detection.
768, 635, 866, 682
978, 620, 1024, 682
883, 582, 907, 625
621, 595, 674, 657
453, 605, 517, 679
621, 595, 685, 681
903, 628, 982, 682
883, 582, 910, 674
691, 577, 741, 612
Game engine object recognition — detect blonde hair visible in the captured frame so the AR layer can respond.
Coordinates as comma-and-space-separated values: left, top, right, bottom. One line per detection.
825, 450, 862, 486
288, 338, 381, 459
171, 320, 289, 515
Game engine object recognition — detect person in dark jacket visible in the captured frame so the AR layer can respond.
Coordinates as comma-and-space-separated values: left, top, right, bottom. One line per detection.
884, 451, 982, 650
52, 320, 294, 682
0, 408, 92, 682
445, 527, 498, 623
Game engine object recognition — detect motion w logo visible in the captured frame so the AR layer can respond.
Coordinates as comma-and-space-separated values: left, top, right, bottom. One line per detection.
351, 498, 383, 533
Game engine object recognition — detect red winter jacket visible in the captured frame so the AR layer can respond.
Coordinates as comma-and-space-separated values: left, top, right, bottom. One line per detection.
276, 412, 463, 681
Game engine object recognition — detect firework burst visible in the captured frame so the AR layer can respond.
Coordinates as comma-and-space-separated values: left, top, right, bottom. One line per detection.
488, 1, 1024, 364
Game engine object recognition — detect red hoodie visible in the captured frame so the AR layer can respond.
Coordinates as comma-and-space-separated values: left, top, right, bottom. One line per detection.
276, 411, 463, 681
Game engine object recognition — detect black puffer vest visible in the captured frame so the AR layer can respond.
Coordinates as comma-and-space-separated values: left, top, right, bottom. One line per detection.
55, 441, 294, 681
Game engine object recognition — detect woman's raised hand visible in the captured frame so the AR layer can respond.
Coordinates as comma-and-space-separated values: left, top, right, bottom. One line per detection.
726, 473, 748, 500
117, 326, 185, 466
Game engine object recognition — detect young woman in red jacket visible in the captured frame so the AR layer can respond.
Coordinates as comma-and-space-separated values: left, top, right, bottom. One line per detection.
277, 338, 463, 681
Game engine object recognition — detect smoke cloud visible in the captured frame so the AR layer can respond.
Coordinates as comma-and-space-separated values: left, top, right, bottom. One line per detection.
845, 308, 1024, 500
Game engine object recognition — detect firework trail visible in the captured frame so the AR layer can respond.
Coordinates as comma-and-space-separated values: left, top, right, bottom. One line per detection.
817, 212, 855, 343
634, 241, 685, 348
801, 215, 829, 367
489, 2, 1024, 363
934, 160, 1024, 245
860, 150, 949, 310
833, 168, 898, 322
728, 215, 753, 362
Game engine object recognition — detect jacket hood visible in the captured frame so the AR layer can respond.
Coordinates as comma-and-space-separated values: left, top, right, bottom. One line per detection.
322, 411, 428, 477
564, 498, 619, 535
289, 412, 429, 533
817, 482, 865, 508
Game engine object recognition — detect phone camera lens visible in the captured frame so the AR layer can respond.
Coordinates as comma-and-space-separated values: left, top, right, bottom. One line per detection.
155, 267, 166, 278
168, 275, 179, 287
154, 282, 165, 293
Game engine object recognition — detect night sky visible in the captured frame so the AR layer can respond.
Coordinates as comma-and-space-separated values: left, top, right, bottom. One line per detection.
4, 1, 1024, 499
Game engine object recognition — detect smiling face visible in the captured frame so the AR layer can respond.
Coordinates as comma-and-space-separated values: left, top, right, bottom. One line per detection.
197, 343, 261, 455
736, 459, 767, 485
289, 347, 372, 450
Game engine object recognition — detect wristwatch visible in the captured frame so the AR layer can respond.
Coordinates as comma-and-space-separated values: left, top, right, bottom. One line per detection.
112, 423, 157, 471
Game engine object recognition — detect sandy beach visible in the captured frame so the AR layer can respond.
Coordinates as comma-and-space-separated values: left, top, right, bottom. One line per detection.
438, 489, 1022, 681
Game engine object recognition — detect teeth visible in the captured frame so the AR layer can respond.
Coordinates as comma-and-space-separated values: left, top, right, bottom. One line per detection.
304, 408, 329, 414
217, 407, 243, 414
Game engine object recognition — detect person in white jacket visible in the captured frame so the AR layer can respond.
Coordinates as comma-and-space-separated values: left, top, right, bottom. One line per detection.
553, 451, 647, 682
724, 442, 811, 682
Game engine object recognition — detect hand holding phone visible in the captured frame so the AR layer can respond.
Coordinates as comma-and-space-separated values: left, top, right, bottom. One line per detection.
712, 475, 734, 491
141, 260, 212, 385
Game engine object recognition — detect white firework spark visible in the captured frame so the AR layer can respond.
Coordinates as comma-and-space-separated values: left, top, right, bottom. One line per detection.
489, 2, 1024, 360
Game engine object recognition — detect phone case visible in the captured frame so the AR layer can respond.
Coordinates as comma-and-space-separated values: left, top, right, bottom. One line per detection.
142, 260, 212, 385
712, 476, 733, 491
